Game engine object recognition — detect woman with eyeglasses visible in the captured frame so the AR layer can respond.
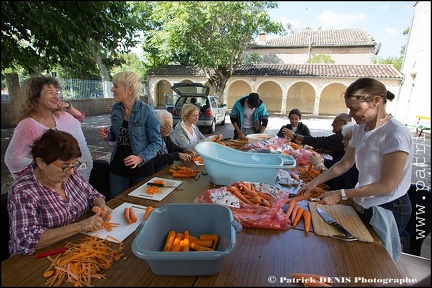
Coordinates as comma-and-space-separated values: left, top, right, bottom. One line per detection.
7, 129, 110, 256
4, 76, 92, 181
153, 109, 197, 171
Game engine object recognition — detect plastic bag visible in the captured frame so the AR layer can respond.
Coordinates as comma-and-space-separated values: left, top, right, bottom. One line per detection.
194, 181, 291, 230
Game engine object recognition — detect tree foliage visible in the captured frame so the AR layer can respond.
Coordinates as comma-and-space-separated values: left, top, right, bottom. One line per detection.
1, 1, 143, 79
306, 54, 335, 64
142, 1, 284, 98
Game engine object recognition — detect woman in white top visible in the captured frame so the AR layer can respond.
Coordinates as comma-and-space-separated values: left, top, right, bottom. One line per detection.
170, 104, 220, 150
298, 77, 413, 235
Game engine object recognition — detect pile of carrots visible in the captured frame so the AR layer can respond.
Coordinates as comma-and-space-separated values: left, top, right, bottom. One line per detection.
123, 206, 139, 224
43, 235, 124, 287
285, 199, 311, 234
226, 181, 272, 207
146, 179, 164, 195
168, 166, 200, 178
163, 230, 220, 252
191, 156, 203, 164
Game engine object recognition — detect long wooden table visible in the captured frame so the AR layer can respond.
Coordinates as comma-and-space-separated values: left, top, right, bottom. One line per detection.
1, 162, 407, 287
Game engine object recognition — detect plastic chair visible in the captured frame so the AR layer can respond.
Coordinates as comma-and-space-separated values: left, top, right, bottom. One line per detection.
1, 192, 10, 261
88, 159, 111, 201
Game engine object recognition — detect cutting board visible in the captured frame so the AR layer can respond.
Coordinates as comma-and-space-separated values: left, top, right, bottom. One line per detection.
308, 203, 374, 242
83, 202, 148, 242
128, 177, 182, 201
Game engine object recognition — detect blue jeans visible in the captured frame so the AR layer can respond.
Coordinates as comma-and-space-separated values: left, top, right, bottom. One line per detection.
109, 172, 147, 199
363, 193, 412, 235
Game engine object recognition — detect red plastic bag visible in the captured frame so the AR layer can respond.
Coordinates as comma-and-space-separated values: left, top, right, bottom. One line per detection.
194, 181, 291, 230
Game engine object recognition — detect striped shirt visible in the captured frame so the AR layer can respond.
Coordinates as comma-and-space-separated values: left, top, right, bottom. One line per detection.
7, 165, 104, 256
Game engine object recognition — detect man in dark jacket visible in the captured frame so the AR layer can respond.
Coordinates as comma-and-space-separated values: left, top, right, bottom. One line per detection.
283, 113, 352, 159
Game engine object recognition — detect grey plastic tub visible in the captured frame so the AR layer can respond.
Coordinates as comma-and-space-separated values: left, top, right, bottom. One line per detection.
132, 203, 241, 276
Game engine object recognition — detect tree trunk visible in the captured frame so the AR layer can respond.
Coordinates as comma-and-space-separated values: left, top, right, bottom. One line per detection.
6, 73, 20, 103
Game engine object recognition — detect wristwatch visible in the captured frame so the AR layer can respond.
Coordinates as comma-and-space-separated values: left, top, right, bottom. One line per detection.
293, 133, 298, 140
340, 189, 348, 201
65, 102, 72, 110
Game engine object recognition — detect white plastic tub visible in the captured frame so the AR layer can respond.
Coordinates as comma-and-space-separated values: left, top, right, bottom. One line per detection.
194, 142, 296, 185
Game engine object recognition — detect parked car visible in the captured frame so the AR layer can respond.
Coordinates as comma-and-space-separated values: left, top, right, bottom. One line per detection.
170, 83, 227, 133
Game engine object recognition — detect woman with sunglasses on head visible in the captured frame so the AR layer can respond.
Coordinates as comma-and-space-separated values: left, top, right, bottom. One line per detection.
298, 77, 413, 235
7, 129, 110, 256
5, 76, 92, 181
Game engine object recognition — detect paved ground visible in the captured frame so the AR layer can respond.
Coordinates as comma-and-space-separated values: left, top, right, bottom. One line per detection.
1, 113, 430, 258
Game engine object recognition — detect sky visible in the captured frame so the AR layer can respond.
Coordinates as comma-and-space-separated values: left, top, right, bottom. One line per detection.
266, 1, 416, 58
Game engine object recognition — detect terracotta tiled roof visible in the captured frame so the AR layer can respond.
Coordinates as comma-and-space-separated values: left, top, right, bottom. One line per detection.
252, 28, 376, 47
147, 64, 402, 79
233, 64, 402, 79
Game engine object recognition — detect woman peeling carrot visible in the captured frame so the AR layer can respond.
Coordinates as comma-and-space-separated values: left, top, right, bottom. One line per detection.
7, 130, 110, 256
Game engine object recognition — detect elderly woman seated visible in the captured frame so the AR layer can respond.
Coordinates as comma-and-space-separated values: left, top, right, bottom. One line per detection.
7, 129, 111, 256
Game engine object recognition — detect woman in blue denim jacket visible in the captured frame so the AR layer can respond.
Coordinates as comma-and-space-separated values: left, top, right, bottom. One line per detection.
98, 72, 162, 198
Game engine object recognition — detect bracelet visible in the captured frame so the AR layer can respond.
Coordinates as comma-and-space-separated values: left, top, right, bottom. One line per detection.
65, 102, 72, 110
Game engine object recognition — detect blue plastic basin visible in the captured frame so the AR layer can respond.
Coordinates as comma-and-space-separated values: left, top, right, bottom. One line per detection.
194, 142, 296, 185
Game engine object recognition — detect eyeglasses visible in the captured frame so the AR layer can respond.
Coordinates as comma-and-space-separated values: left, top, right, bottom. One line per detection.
52, 161, 82, 173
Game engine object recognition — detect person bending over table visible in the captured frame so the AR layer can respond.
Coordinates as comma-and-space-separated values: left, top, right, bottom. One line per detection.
298, 77, 413, 235
283, 113, 351, 159
309, 122, 359, 190
7, 129, 110, 256
153, 109, 197, 171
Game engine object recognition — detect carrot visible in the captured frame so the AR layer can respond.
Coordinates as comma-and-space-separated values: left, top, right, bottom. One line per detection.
200, 234, 219, 250
303, 210, 312, 233
91, 206, 111, 221
163, 230, 176, 252
255, 191, 271, 201
173, 232, 184, 246
290, 193, 309, 202
153, 179, 164, 184
190, 242, 214, 251
182, 230, 190, 252
238, 183, 258, 197
172, 172, 191, 178
285, 199, 297, 219
129, 207, 138, 223
189, 238, 213, 247
229, 186, 254, 205
291, 203, 301, 223
170, 244, 182, 252
124, 207, 133, 224
290, 172, 301, 182
293, 207, 305, 227
144, 205, 154, 220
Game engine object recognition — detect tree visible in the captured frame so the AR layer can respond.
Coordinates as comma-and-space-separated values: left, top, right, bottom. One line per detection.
373, 27, 409, 71
1, 1, 142, 80
142, 1, 284, 100
306, 54, 335, 64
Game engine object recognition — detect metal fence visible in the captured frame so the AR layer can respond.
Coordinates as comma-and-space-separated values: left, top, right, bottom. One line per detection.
1, 77, 150, 102
58, 78, 113, 100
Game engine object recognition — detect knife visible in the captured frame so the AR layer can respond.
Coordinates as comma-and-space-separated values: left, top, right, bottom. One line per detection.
146, 182, 178, 188
316, 207, 358, 241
